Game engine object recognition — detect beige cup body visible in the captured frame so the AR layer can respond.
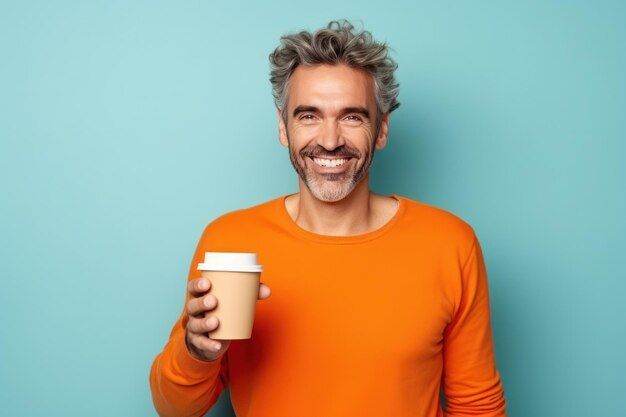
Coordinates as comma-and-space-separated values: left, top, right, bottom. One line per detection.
201, 270, 260, 340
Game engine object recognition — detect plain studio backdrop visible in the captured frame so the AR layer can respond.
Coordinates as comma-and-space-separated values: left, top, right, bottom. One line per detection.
1, 1, 624, 416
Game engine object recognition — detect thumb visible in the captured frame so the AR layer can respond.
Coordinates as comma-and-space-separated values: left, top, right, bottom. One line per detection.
258, 283, 271, 300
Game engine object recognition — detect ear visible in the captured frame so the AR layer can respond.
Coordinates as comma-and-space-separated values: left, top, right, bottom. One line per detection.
375, 112, 390, 150
277, 109, 289, 147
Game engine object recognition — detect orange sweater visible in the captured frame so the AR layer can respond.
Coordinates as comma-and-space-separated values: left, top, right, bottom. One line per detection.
150, 195, 506, 417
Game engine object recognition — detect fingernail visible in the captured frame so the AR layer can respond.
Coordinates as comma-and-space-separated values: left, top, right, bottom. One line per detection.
204, 296, 213, 308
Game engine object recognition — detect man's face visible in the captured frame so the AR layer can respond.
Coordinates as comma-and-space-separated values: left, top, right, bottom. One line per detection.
278, 64, 389, 202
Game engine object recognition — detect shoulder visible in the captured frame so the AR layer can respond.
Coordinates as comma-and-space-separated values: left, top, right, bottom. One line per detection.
395, 196, 477, 252
196, 196, 284, 249
205, 196, 282, 232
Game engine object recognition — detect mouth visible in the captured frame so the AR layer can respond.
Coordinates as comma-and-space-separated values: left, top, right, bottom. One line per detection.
311, 157, 351, 168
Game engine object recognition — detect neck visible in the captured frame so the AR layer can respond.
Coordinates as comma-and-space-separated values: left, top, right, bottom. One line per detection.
285, 177, 398, 236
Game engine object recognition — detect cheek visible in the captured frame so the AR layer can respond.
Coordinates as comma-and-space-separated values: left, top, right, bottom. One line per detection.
345, 126, 375, 148
290, 125, 321, 144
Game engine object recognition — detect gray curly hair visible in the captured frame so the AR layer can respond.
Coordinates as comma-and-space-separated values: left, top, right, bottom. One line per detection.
269, 20, 400, 123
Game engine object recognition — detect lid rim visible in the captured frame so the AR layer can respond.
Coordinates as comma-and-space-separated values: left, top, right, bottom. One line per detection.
198, 252, 262, 272
197, 263, 263, 273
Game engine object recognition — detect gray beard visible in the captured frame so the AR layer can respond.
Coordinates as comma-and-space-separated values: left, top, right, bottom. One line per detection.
287, 141, 375, 202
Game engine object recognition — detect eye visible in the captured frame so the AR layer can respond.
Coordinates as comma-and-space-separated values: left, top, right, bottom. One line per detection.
300, 113, 316, 121
344, 114, 363, 123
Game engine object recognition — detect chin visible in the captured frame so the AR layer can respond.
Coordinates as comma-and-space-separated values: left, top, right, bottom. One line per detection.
306, 181, 355, 203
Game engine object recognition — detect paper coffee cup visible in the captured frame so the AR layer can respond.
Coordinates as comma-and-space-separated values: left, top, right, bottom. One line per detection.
197, 252, 262, 340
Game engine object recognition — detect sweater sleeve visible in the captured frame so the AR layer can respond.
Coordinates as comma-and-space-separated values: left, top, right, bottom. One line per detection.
442, 237, 507, 417
149, 226, 229, 417
149, 320, 229, 417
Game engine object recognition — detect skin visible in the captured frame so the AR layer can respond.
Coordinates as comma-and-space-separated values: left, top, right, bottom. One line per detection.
186, 63, 398, 361
185, 277, 270, 361
278, 64, 397, 235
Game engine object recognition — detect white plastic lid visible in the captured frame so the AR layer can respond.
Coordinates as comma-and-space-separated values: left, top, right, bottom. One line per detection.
197, 252, 262, 272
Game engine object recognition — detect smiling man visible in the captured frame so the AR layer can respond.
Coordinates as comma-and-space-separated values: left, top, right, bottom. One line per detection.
150, 20, 507, 417
280, 63, 398, 235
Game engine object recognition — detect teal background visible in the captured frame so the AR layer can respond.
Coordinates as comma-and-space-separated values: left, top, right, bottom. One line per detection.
1, 1, 624, 416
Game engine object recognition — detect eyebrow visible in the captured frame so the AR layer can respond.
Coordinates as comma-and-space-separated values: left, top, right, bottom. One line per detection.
292, 105, 370, 119
343, 107, 370, 119
292, 105, 320, 118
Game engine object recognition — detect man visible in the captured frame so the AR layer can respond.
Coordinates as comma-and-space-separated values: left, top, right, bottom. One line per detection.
150, 20, 507, 417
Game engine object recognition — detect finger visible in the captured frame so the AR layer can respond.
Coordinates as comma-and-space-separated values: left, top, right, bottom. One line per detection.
190, 334, 230, 354
187, 315, 220, 335
187, 278, 211, 297
258, 283, 271, 300
186, 294, 218, 317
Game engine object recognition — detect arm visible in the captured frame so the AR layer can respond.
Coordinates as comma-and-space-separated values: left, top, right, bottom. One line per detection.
149, 231, 230, 417
149, 226, 271, 417
442, 237, 507, 417
149, 315, 229, 417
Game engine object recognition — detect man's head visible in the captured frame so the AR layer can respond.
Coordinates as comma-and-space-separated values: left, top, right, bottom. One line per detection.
270, 20, 400, 127
269, 20, 400, 202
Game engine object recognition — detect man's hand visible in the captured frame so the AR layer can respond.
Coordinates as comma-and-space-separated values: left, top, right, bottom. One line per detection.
185, 277, 271, 362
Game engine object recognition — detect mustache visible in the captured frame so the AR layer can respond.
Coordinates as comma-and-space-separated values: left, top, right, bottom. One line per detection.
299, 145, 361, 159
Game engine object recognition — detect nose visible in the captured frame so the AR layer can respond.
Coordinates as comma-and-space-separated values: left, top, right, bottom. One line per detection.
318, 120, 345, 151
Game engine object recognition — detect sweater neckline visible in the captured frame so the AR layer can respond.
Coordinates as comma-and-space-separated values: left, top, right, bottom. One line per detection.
276, 194, 406, 245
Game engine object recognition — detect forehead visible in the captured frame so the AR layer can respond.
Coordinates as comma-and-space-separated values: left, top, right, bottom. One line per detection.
287, 64, 375, 111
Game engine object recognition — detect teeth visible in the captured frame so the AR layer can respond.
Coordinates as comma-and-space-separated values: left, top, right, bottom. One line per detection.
313, 158, 347, 167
